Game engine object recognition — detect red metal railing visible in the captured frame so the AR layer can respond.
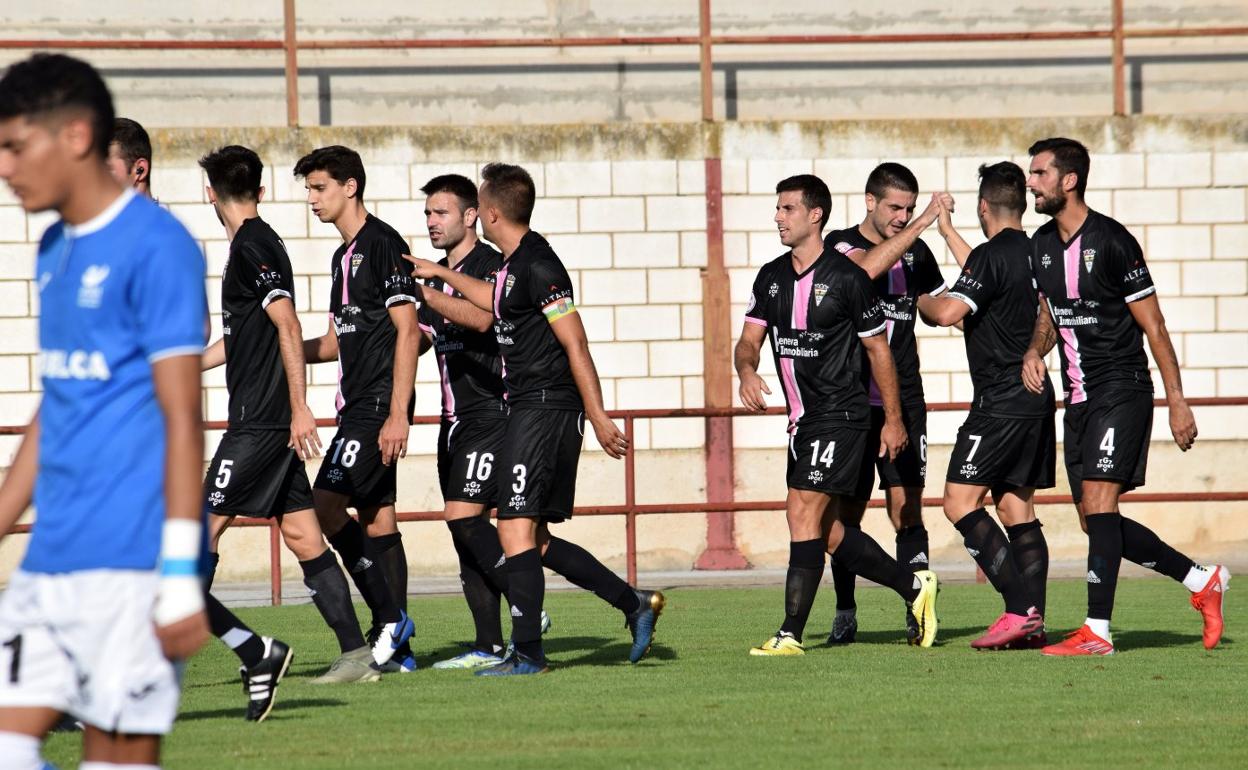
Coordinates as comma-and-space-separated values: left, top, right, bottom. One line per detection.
1, 1, 1246, 123
4, 397, 1247, 605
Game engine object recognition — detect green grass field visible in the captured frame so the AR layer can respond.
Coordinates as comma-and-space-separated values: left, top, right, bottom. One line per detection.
45, 578, 1247, 769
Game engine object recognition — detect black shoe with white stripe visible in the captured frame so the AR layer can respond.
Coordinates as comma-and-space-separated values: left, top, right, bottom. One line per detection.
241, 637, 293, 722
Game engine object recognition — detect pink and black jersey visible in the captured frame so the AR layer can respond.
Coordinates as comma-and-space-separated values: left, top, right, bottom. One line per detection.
825, 227, 946, 408
221, 216, 296, 429
946, 227, 1055, 418
492, 230, 583, 411
328, 214, 418, 418
417, 242, 506, 421
1030, 210, 1155, 404
744, 250, 886, 433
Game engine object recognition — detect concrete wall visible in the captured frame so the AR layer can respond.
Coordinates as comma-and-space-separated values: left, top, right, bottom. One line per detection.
1, 2, 1247, 126
1, 115, 1246, 583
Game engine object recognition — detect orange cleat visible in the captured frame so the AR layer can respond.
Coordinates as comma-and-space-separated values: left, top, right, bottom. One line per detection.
1190, 566, 1231, 650
1041, 625, 1114, 656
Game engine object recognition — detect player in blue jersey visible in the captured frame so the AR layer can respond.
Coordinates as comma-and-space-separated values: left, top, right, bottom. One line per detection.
0, 54, 209, 769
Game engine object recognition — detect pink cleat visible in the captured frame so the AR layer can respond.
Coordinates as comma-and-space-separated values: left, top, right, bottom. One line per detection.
971, 607, 1045, 650
1191, 565, 1231, 650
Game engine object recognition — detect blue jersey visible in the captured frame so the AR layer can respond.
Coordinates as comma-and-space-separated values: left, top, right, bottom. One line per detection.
24, 190, 207, 574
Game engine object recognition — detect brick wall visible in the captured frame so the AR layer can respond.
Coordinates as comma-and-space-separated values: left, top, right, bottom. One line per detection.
2, 118, 1247, 462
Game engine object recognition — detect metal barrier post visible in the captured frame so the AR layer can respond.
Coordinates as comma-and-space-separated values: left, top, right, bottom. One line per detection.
1112, 0, 1126, 116
269, 520, 283, 606
625, 416, 638, 586
283, 0, 299, 127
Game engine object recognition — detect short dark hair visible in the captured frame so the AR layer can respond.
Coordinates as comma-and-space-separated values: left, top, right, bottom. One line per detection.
199, 145, 263, 203
775, 174, 832, 228
480, 163, 536, 225
865, 162, 919, 199
0, 53, 114, 158
420, 173, 479, 212
111, 117, 151, 170
1028, 137, 1090, 198
977, 161, 1026, 217
293, 145, 366, 200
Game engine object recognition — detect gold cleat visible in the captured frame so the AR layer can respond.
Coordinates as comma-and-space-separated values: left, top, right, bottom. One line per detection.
749, 631, 805, 656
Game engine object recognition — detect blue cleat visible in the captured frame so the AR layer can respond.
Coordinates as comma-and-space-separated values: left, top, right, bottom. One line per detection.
369, 610, 416, 666
625, 589, 666, 663
474, 652, 549, 677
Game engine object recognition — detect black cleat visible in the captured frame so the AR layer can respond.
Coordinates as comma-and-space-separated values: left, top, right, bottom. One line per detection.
242, 637, 293, 722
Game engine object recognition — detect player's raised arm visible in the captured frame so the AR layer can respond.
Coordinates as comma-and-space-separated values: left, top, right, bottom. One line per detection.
421, 284, 494, 332
845, 192, 950, 279
734, 322, 771, 412
0, 410, 39, 540
304, 313, 340, 364
406, 255, 495, 313
265, 297, 322, 459
549, 309, 628, 460
1128, 294, 1196, 451
936, 196, 973, 267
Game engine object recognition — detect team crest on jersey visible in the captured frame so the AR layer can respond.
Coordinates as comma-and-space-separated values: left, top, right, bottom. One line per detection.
351, 253, 364, 277
77, 265, 110, 308
903, 252, 915, 267
768, 282, 779, 298
505, 274, 517, 297
1041, 252, 1052, 269
1082, 248, 1096, 273
813, 283, 829, 306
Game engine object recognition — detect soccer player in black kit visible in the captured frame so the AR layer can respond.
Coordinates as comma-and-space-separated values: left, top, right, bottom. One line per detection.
736, 174, 939, 655
295, 146, 416, 675
198, 145, 389, 707
412, 174, 547, 669
408, 163, 664, 676
917, 162, 1055, 650
821, 163, 949, 644
1021, 137, 1228, 655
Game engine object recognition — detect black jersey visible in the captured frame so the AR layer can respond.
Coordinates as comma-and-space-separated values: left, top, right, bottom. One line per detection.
1031, 210, 1155, 404
744, 250, 886, 432
328, 214, 418, 417
946, 228, 1055, 418
221, 217, 295, 429
825, 227, 946, 407
492, 230, 583, 410
417, 242, 507, 421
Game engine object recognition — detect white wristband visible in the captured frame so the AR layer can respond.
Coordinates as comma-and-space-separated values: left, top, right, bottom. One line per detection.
154, 519, 205, 627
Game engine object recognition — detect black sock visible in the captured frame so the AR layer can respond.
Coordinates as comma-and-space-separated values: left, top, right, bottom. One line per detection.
301, 548, 365, 653
327, 517, 400, 625
830, 525, 858, 611
202, 551, 220, 591
541, 537, 640, 615
831, 527, 919, 603
450, 529, 504, 654
778, 539, 825, 642
505, 548, 545, 662
895, 525, 929, 572
1085, 512, 1124, 622
205, 592, 264, 668
369, 532, 408, 614
1005, 520, 1049, 618
1120, 516, 1193, 583
953, 508, 1032, 616
446, 516, 510, 595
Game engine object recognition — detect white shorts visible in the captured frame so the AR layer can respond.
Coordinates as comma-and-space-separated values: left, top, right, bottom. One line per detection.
0, 569, 183, 735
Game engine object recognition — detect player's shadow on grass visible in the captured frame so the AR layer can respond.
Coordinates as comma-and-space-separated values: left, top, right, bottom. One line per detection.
547, 639, 678, 668
179, 698, 346, 721
1113, 629, 1216, 650
828, 626, 982, 647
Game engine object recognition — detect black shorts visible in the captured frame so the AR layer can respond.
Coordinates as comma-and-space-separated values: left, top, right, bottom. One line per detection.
313, 413, 397, 508
946, 412, 1056, 497
1064, 389, 1153, 504
496, 408, 584, 522
438, 417, 507, 506
852, 404, 928, 500
787, 422, 869, 498
205, 428, 313, 518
